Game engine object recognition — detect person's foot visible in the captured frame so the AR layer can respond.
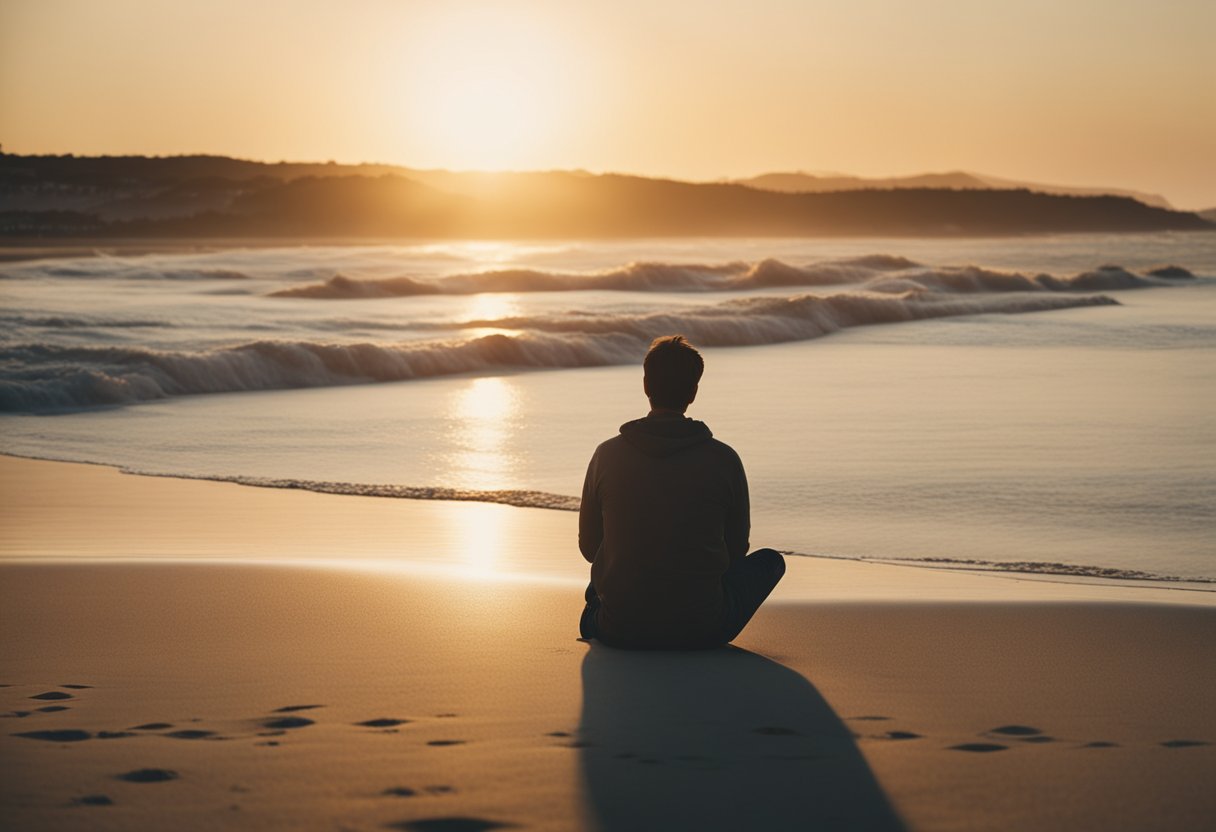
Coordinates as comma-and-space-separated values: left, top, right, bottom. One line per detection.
579, 604, 597, 640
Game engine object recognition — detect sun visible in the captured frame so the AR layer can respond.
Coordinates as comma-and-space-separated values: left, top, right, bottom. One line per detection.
395, 7, 573, 171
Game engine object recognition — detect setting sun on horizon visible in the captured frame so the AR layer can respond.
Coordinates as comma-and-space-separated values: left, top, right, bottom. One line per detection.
388, 4, 579, 171
2, 0, 1214, 208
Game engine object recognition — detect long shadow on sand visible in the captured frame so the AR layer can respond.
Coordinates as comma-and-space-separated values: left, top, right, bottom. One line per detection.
578, 644, 904, 832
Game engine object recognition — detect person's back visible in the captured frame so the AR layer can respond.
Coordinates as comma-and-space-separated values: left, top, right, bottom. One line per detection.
578, 335, 785, 650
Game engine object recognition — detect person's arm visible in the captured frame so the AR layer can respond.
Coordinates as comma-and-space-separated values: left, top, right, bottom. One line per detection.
725, 453, 751, 562
578, 451, 603, 563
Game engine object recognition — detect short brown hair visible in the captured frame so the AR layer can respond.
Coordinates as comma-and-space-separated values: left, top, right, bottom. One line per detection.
644, 335, 704, 411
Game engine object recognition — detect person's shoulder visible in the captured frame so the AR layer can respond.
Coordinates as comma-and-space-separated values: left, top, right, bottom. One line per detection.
591, 434, 629, 457
704, 437, 745, 467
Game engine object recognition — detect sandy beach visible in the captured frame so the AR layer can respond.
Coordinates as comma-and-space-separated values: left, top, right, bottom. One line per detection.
1, 455, 1214, 831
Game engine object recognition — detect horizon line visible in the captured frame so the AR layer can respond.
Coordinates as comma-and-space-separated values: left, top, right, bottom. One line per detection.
5, 148, 1206, 210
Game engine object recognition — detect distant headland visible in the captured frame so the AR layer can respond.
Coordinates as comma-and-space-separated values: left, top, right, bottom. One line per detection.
1, 154, 1211, 239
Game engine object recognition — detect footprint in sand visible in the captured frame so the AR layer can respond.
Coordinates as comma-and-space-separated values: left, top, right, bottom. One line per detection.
60, 684, 93, 690
987, 725, 1054, 744
877, 731, 922, 741
272, 704, 324, 713
849, 715, 893, 722
545, 731, 587, 745
382, 785, 457, 798
36, 705, 70, 713
426, 739, 466, 747
1082, 741, 1119, 748
98, 731, 135, 739
15, 729, 92, 742
116, 769, 179, 783
989, 725, 1041, 736
356, 718, 410, 728
165, 729, 219, 740
131, 723, 174, 731
950, 743, 1008, 753
30, 691, 73, 701
74, 795, 113, 806
1161, 739, 1210, 748
262, 717, 314, 730
389, 818, 515, 832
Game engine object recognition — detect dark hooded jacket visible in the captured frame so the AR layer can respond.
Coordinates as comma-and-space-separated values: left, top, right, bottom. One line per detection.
579, 413, 750, 648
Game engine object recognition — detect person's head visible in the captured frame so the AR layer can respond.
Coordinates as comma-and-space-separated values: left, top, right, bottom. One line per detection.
643, 335, 704, 413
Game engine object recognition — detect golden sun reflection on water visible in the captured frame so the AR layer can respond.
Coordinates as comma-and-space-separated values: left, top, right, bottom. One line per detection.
464, 292, 521, 325
445, 376, 524, 577
449, 376, 521, 488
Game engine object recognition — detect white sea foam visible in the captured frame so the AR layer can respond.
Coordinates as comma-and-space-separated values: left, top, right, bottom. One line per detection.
0, 290, 1117, 411
0, 314, 167, 330
0, 264, 251, 281
269, 259, 1189, 299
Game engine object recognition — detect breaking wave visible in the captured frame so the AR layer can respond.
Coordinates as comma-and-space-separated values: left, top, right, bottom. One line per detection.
0, 314, 167, 330
867, 265, 1130, 294
1, 265, 251, 281
0, 289, 1118, 412
270, 258, 1192, 299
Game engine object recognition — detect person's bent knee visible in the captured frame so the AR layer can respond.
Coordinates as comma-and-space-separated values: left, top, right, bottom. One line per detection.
750, 547, 786, 579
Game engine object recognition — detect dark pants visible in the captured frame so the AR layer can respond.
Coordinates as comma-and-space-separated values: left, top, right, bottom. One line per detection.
580, 548, 786, 647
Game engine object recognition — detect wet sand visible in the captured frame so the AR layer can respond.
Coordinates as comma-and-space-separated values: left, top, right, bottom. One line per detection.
1, 455, 1214, 831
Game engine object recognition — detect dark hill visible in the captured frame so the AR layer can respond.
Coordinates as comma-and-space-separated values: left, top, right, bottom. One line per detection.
731, 170, 1173, 209
1, 154, 1210, 239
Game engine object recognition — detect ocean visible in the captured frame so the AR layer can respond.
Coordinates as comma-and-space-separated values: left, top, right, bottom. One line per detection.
2, 233, 1213, 584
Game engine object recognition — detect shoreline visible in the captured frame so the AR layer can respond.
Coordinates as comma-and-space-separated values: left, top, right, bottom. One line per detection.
3, 452, 1212, 596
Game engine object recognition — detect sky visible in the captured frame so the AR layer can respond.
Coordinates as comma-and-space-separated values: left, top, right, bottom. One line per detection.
2, 0, 1214, 208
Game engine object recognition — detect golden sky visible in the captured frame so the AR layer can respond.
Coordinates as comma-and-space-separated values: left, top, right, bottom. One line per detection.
2, 0, 1214, 208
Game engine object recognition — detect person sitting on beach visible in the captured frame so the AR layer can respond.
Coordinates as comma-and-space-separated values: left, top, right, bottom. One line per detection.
578, 334, 785, 649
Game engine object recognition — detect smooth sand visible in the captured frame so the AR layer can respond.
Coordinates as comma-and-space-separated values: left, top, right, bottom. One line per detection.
2, 455, 1214, 831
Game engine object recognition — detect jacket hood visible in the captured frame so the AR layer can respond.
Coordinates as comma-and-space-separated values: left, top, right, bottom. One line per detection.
619, 414, 713, 458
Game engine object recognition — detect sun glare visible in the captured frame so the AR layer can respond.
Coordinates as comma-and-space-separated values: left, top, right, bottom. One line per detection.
464, 292, 520, 324
396, 8, 572, 170
448, 376, 521, 491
